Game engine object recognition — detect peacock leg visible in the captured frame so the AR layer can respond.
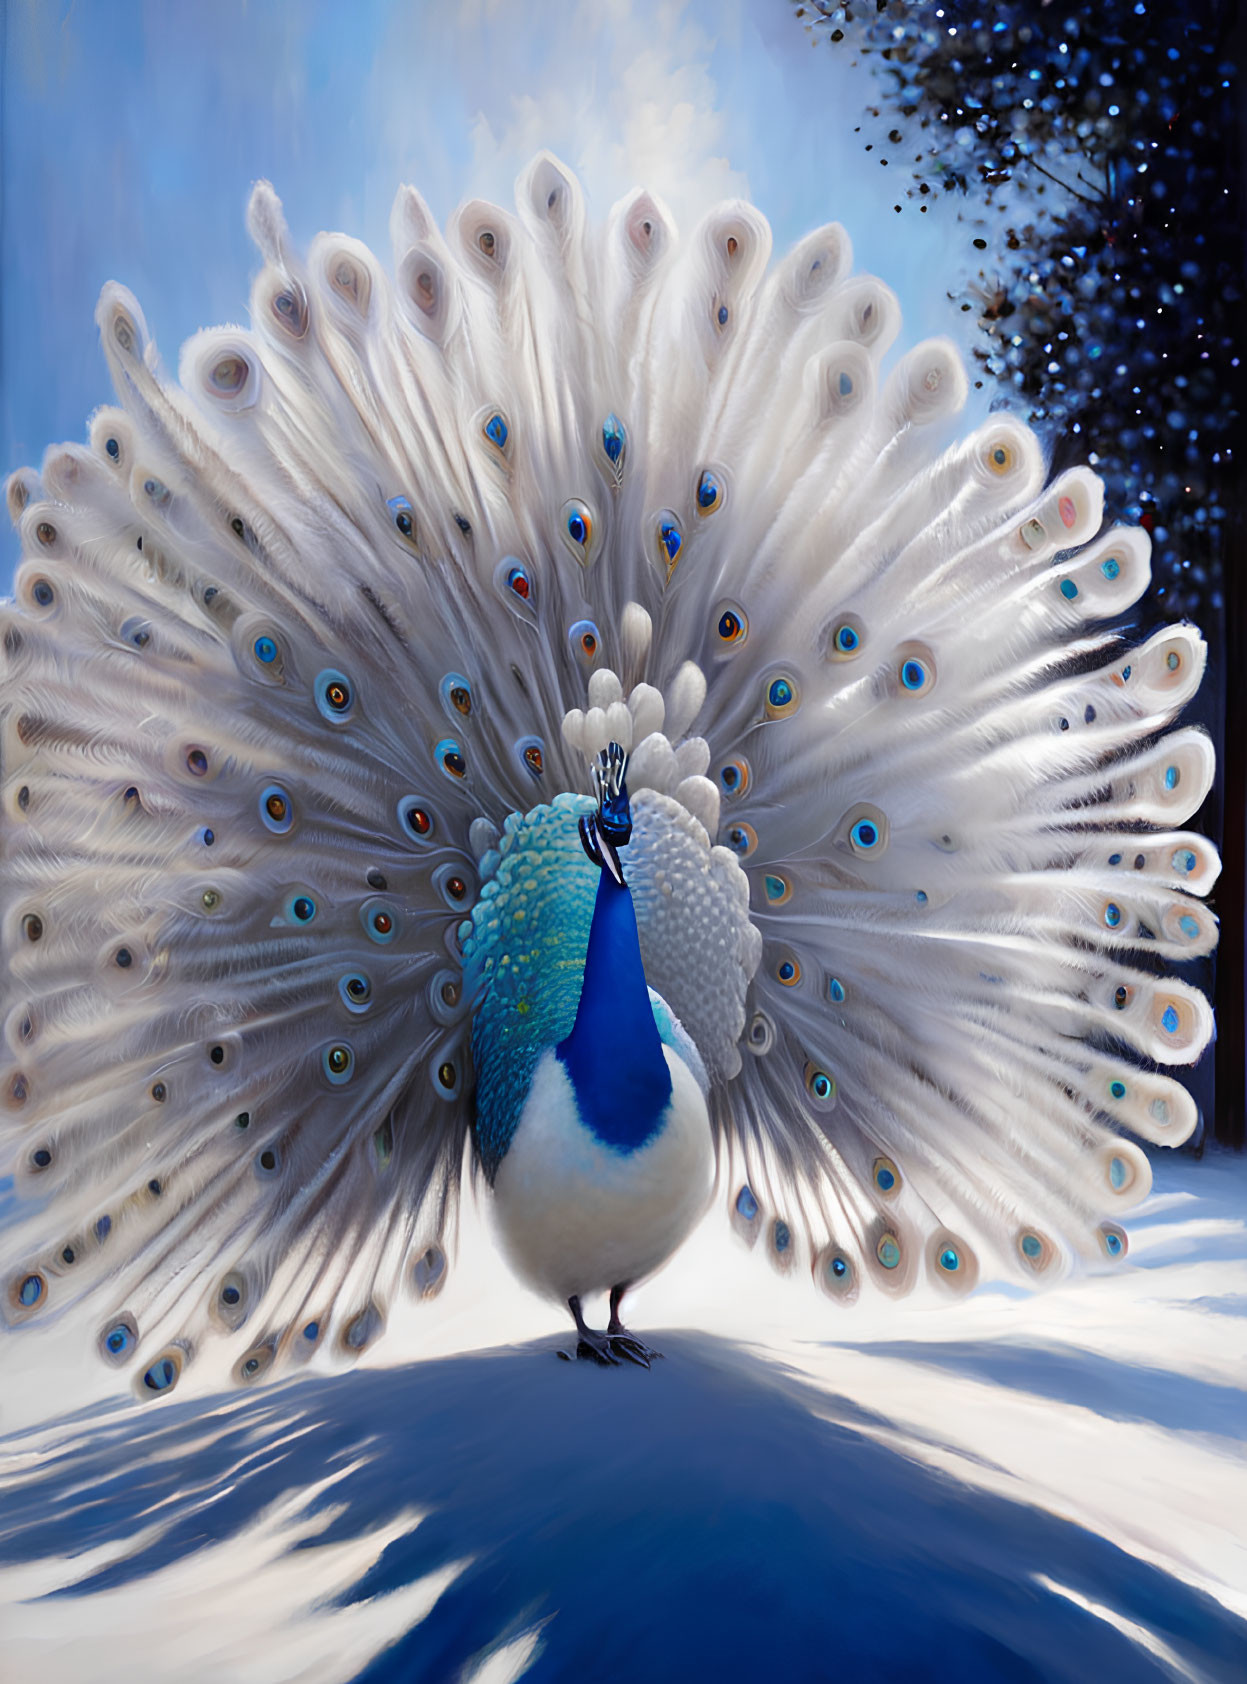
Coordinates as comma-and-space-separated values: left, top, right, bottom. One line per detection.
557, 1294, 623, 1366
606, 1283, 662, 1364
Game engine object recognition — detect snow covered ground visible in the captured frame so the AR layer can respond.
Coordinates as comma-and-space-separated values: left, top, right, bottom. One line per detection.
1, 1147, 1243, 1684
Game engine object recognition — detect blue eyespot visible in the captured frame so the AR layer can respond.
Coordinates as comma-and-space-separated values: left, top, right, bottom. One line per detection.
102, 1319, 136, 1359
143, 1354, 180, 1393
805, 1066, 835, 1106
1101, 556, 1121, 580
938, 1247, 960, 1273
1099, 1225, 1126, 1260
435, 738, 467, 780
260, 785, 293, 835
339, 972, 372, 1013
1164, 765, 1180, 790
776, 957, 801, 986
725, 822, 757, 857
768, 678, 793, 709
1020, 1233, 1043, 1261
440, 672, 473, 719
1109, 1155, 1128, 1191
1059, 578, 1079, 600
696, 470, 723, 513
1109, 1079, 1127, 1100
1178, 914, 1200, 940
716, 304, 729, 327
659, 520, 682, 564
832, 623, 860, 655
873, 1160, 898, 1194
387, 495, 415, 540
289, 894, 316, 924
773, 1220, 791, 1253
1172, 849, 1197, 875
1161, 1004, 1180, 1034
323, 1042, 355, 1085
397, 796, 434, 840
901, 659, 926, 691
851, 819, 879, 851
16, 1273, 44, 1308
1104, 902, 1122, 928
362, 902, 399, 944
566, 503, 591, 547
718, 757, 750, 797
735, 1185, 759, 1220
314, 669, 354, 722
828, 978, 846, 1003
717, 608, 747, 645
253, 635, 277, 665
602, 413, 626, 467
764, 874, 789, 903
484, 412, 508, 451
830, 1255, 849, 1279
876, 1234, 901, 1270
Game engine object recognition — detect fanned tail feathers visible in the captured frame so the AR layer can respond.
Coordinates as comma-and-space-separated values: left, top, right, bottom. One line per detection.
1, 152, 1217, 1393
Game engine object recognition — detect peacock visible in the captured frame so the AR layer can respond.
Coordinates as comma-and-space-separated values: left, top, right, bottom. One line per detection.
0, 152, 1218, 1389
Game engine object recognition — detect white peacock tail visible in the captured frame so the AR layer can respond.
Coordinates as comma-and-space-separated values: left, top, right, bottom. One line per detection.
0, 153, 1217, 1395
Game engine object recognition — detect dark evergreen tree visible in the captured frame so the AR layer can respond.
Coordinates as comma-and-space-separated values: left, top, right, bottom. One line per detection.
795, 0, 1244, 1142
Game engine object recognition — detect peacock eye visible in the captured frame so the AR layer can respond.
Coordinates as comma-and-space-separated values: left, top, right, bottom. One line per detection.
483, 412, 509, 451
716, 606, 748, 646
32, 578, 55, 606
440, 672, 473, 719
764, 674, 800, 719
99, 1314, 139, 1363
506, 565, 530, 600
362, 901, 399, 944
775, 956, 802, 986
873, 1157, 900, 1195
804, 1063, 837, 1108
569, 620, 600, 667
850, 819, 879, 851
717, 756, 751, 799
986, 440, 1015, 475
657, 515, 682, 571
260, 784, 293, 834
696, 469, 724, 514
724, 821, 758, 858
602, 413, 626, 470
564, 500, 592, 551
253, 634, 279, 666
832, 623, 860, 656
397, 796, 434, 839
322, 1042, 355, 1085
339, 972, 372, 1013
895, 643, 936, 696
387, 495, 415, 539
315, 669, 354, 721
435, 737, 466, 779
271, 283, 308, 337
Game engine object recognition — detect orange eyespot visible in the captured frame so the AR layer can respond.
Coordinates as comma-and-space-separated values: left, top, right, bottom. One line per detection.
717, 607, 747, 645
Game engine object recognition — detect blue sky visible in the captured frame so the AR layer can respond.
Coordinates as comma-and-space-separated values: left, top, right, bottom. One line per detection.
1, 0, 986, 582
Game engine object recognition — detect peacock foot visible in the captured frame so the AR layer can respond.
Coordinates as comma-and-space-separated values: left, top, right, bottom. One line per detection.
606, 1326, 663, 1365
557, 1294, 658, 1367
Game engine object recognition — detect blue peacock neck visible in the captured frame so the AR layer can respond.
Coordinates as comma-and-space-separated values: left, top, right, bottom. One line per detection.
557, 868, 673, 1154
